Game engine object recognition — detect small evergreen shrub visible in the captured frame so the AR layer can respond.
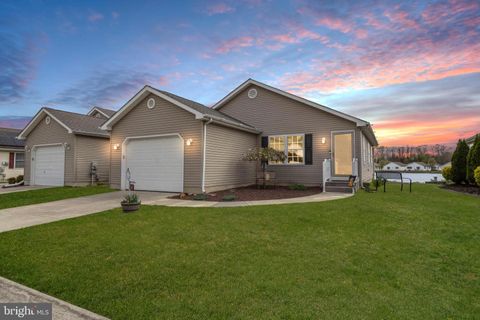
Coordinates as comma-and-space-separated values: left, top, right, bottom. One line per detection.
16, 175, 24, 183
222, 194, 236, 201
442, 166, 452, 182
7, 177, 16, 184
467, 135, 480, 183
474, 166, 480, 187
288, 184, 307, 191
193, 193, 208, 201
451, 139, 469, 184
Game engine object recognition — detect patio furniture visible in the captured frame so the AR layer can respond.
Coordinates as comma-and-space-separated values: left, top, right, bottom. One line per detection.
375, 171, 412, 192
256, 171, 276, 189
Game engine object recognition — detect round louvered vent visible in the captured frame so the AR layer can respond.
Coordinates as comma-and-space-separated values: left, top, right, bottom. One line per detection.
45, 116, 51, 125
248, 88, 257, 99
147, 98, 156, 109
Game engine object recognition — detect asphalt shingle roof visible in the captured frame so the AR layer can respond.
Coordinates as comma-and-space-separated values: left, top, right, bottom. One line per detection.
94, 107, 116, 117
45, 108, 109, 137
0, 127, 24, 148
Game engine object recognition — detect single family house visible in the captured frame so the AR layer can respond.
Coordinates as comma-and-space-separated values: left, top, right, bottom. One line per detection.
0, 128, 25, 183
405, 162, 428, 171
382, 162, 406, 171
100, 79, 378, 193
17, 107, 114, 186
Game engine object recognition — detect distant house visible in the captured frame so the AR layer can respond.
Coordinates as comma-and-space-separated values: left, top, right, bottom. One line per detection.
0, 128, 25, 183
405, 162, 429, 171
382, 162, 406, 171
439, 162, 451, 169
466, 133, 479, 147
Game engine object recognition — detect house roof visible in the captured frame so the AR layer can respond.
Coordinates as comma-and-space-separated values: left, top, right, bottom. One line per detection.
386, 162, 406, 167
87, 106, 116, 118
0, 127, 24, 148
466, 133, 479, 144
17, 108, 110, 139
101, 85, 260, 133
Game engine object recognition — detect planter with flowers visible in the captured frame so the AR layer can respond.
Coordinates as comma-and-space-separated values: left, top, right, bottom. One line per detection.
121, 192, 141, 212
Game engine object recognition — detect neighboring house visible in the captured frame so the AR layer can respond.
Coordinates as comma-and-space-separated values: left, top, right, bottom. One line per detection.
382, 162, 406, 171
466, 133, 479, 147
17, 107, 114, 186
101, 79, 378, 193
405, 162, 429, 171
439, 162, 451, 169
0, 128, 25, 183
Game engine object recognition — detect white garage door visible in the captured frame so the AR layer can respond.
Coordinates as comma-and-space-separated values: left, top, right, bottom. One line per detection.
124, 135, 184, 192
33, 145, 65, 186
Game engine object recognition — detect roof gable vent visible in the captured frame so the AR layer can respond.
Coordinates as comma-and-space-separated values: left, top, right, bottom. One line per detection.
248, 88, 257, 99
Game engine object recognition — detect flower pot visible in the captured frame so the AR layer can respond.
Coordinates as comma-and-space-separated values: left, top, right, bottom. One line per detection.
121, 202, 141, 212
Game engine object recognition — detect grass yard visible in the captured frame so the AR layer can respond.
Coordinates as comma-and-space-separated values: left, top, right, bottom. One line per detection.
0, 185, 114, 209
0, 184, 478, 319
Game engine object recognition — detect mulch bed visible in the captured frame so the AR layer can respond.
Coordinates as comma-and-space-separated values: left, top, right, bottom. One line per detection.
441, 184, 480, 196
169, 186, 323, 202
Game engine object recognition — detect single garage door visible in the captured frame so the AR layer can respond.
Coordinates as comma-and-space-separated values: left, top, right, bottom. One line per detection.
125, 135, 184, 192
33, 145, 65, 186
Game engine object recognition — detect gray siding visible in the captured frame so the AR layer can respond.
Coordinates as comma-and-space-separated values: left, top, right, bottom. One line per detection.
109, 93, 203, 193
24, 114, 75, 185
359, 130, 374, 182
75, 135, 110, 185
218, 84, 359, 186
204, 123, 257, 192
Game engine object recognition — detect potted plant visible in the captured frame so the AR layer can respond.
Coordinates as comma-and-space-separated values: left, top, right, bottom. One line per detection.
121, 192, 141, 212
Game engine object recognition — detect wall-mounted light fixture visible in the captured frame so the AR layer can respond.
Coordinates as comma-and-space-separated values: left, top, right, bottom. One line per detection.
113, 143, 120, 150
186, 138, 193, 146
63, 142, 71, 150
321, 137, 326, 144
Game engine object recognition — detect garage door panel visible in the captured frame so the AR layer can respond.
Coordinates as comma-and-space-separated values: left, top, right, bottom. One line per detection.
33, 145, 65, 186
125, 136, 183, 192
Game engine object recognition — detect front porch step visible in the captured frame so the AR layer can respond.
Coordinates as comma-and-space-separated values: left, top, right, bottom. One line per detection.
325, 180, 350, 186
324, 185, 353, 193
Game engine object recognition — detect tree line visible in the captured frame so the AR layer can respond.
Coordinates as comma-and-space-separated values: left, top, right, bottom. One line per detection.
374, 144, 452, 167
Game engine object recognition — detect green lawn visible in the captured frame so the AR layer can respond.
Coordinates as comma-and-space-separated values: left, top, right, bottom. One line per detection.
0, 185, 114, 209
0, 184, 478, 319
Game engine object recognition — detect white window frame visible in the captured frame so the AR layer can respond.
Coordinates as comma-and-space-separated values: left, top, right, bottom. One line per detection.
268, 134, 305, 165
14, 152, 24, 169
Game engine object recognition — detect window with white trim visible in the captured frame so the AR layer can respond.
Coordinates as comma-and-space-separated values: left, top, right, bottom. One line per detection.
268, 134, 304, 165
14, 152, 24, 169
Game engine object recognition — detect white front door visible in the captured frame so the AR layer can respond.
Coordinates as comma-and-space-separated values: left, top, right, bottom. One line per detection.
33, 145, 65, 186
332, 132, 353, 176
124, 135, 184, 192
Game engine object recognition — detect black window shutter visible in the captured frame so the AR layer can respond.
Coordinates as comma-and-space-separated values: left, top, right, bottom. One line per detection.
261, 136, 269, 148
305, 134, 313, 165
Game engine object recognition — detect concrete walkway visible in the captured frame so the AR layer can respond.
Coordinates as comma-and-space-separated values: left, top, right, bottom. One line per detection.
0, 185, 53, 194
0, 276, 109, 319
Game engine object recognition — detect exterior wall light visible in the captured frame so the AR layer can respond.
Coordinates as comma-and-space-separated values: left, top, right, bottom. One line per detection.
186, 138, 193, 146
64, 142, 70, 150
113, 143, 120, 150
321, 137, 326, 144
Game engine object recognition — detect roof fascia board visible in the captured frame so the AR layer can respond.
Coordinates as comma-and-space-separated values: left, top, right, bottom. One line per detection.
87, 107, 110, 118
101, 86, 204, 130
212, 79, 368, 126
17, 109, 73, 140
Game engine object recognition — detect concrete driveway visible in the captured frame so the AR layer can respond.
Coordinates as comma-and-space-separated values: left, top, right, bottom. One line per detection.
0, 191, 171, 233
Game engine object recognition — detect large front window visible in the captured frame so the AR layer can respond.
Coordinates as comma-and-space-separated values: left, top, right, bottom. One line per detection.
268, 135, 304, 165
14, 153, 24, 169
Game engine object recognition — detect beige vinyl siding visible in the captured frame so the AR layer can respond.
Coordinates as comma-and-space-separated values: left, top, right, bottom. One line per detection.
74, 135, 110, 184
359, 130, 374, 182
24, 114, 75, 185
218, 84, 358, 186
204, 123, 257, 192
109, 93, 203, 193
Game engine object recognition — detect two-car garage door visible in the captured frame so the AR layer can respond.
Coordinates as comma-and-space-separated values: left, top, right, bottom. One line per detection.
33, 145, 65, 186
124, 135, 184, 192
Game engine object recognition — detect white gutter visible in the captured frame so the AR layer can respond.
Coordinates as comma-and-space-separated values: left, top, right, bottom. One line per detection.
201, 117, 214, 193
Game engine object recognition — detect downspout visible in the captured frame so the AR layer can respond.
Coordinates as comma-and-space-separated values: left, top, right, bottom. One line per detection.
201, 117, 213, 193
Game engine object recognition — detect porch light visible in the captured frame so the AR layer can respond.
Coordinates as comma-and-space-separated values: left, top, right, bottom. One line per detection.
64, 142, 70, 150
186, 138, 193, 146
113, 143, 120, 150
321, 137, 326, 144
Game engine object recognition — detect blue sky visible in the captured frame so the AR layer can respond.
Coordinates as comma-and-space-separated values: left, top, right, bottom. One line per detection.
1, 0, 479, 145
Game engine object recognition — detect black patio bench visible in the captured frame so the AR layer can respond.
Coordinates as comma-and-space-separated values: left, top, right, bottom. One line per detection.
375, 171, 412, 192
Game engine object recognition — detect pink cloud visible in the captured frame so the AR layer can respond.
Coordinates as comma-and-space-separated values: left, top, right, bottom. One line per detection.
422, 0, 479, 26
384, 9, 421, 31
88, 12, 104, 22
206, 3, 235, 15
215, 36, 254, 53
316, 16, 353, 33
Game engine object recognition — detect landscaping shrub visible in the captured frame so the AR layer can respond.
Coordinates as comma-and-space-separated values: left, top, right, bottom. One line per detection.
466, 135, 480, 184
475, 166, 480, 187
442, 166, 452, 182
451, 139, 469, 184
122, 192, 140, 204
288, 184, 307, 191
193, 193, 208, 201
7, 177, 16, 184
222, 194, 236, 201
16, 175, 24, 183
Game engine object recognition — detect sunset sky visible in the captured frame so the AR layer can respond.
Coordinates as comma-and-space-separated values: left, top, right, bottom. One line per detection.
1, 0, 479, 146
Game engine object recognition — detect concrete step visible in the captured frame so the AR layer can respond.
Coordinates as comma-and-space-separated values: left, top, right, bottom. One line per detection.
324, 186, 353, 193
325, 181, 350, 187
